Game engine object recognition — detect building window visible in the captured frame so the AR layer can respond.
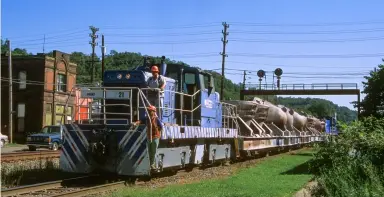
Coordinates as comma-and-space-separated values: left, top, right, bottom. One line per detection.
57, 74, 67, 92
17, 103, 25, 132
45, 103, 52, 126
55, 105, 72, 124
19, 71, 27, 89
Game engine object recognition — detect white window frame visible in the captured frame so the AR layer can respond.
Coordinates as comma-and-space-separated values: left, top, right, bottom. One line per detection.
57, 73, 67, 92
19, 71, 27, 89
17, 103, 25, 118
17, 103, 26, 132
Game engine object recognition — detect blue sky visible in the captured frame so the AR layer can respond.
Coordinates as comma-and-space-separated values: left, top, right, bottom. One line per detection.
2, 0, 384, 110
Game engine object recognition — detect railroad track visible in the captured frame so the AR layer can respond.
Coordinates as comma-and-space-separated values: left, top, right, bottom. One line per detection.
1, 151, 60, 162
1, 175, 132, 197
1, 146, 311, 197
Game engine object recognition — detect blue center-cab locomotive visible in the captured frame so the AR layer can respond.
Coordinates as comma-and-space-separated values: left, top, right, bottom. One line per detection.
59, 56, 238, 176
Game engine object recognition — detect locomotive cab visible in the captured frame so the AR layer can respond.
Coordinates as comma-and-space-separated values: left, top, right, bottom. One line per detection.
102, 66, 177, 125
164, 64, 221, 127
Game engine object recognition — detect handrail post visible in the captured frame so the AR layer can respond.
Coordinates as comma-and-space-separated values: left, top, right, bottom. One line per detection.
180, 94, 183, 126
103, 87, 106, 125
88, 101, 93, 124
137, 89, 140, 121
78, 91, 81, 123
191, 93, 193, 126
129, 89, 133, 125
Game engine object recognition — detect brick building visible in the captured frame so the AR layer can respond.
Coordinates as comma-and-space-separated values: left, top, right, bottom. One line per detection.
1, 50, 78, 143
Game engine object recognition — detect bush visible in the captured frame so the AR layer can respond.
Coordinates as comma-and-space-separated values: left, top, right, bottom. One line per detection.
310, 116, 384, 197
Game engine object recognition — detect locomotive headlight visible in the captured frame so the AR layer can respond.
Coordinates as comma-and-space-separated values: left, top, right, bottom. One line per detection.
125, 74, 131, 79
117, 74, 122, 79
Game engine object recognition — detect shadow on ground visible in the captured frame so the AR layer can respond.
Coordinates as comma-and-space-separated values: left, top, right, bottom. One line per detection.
280, 160, 311, 175
290, 152, 315, 157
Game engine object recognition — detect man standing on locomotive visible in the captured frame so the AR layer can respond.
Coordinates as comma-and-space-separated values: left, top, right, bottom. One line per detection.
134, 105, 163, 170
146, 65, 166, 114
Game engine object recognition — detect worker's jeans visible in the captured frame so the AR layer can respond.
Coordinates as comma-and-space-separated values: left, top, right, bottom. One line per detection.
147, 96, 163, 116
148, 138, 159, 168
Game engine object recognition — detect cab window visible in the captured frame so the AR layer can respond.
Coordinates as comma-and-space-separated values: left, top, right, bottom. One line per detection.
41, 126, 60, 133
166, 71, 178, 81
184, 73, 196, 85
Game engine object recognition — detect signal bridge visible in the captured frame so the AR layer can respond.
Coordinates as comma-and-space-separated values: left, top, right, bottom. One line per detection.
240, 83, 361, 117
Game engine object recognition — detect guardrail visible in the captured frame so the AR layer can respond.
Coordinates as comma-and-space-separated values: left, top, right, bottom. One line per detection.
244, 83, 358, 90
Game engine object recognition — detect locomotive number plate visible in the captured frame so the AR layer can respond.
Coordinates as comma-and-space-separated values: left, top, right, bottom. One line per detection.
81, 89, 103, 99
106, 90, 130, 100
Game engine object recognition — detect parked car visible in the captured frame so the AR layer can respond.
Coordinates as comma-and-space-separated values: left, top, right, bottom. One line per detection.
0, 132, 9, 148
26, 125, 63, 151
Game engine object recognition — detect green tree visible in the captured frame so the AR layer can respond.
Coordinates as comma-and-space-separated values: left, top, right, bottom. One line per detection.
1, 39, 8, 52
359, 60, 384, 118
1, 39, 31, 55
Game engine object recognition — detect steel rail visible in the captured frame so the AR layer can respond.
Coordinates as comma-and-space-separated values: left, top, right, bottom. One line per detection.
1, 176, 92, 197
50, 181, 127, 197
1, 151, 60, 162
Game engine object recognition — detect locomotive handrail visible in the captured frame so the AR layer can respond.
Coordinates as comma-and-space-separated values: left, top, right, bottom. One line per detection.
141, 88, 203, 126
69, 85, 238, 129
137, 90, 153, 142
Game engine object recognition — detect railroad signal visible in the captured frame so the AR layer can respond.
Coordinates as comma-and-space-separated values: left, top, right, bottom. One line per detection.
274, 68, 283, 77
257, 70, 265, 78
257, 70, 265, 90
274, 68, 283, 89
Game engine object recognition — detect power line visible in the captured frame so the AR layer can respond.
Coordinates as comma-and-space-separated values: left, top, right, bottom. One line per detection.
13, 37, 87, 46
4, 19, 384, 41
227, 73, 369, 77
13, 35, 384, 49
188, 60, 376, 69
4, 30, 89, 42
106, 39, 219, 45
231, 36, 384, 43
0, 77, 95, 86
99, 23, 222, 30
104, 31, 219, 37
230, 28, 384, 35
229, 20, 384, 27
228, 52, 384, 58
213, 67, 371, 74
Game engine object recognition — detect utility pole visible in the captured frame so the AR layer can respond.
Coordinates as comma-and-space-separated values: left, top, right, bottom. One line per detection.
101, 34, 105, 81
89, 26, 99, 83
242, 70, 246, 90
7, 40, 13, 143
220, 22, 229, 101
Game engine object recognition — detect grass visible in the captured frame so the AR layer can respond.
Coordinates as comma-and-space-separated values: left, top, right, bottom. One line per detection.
111, 149, 315, 197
